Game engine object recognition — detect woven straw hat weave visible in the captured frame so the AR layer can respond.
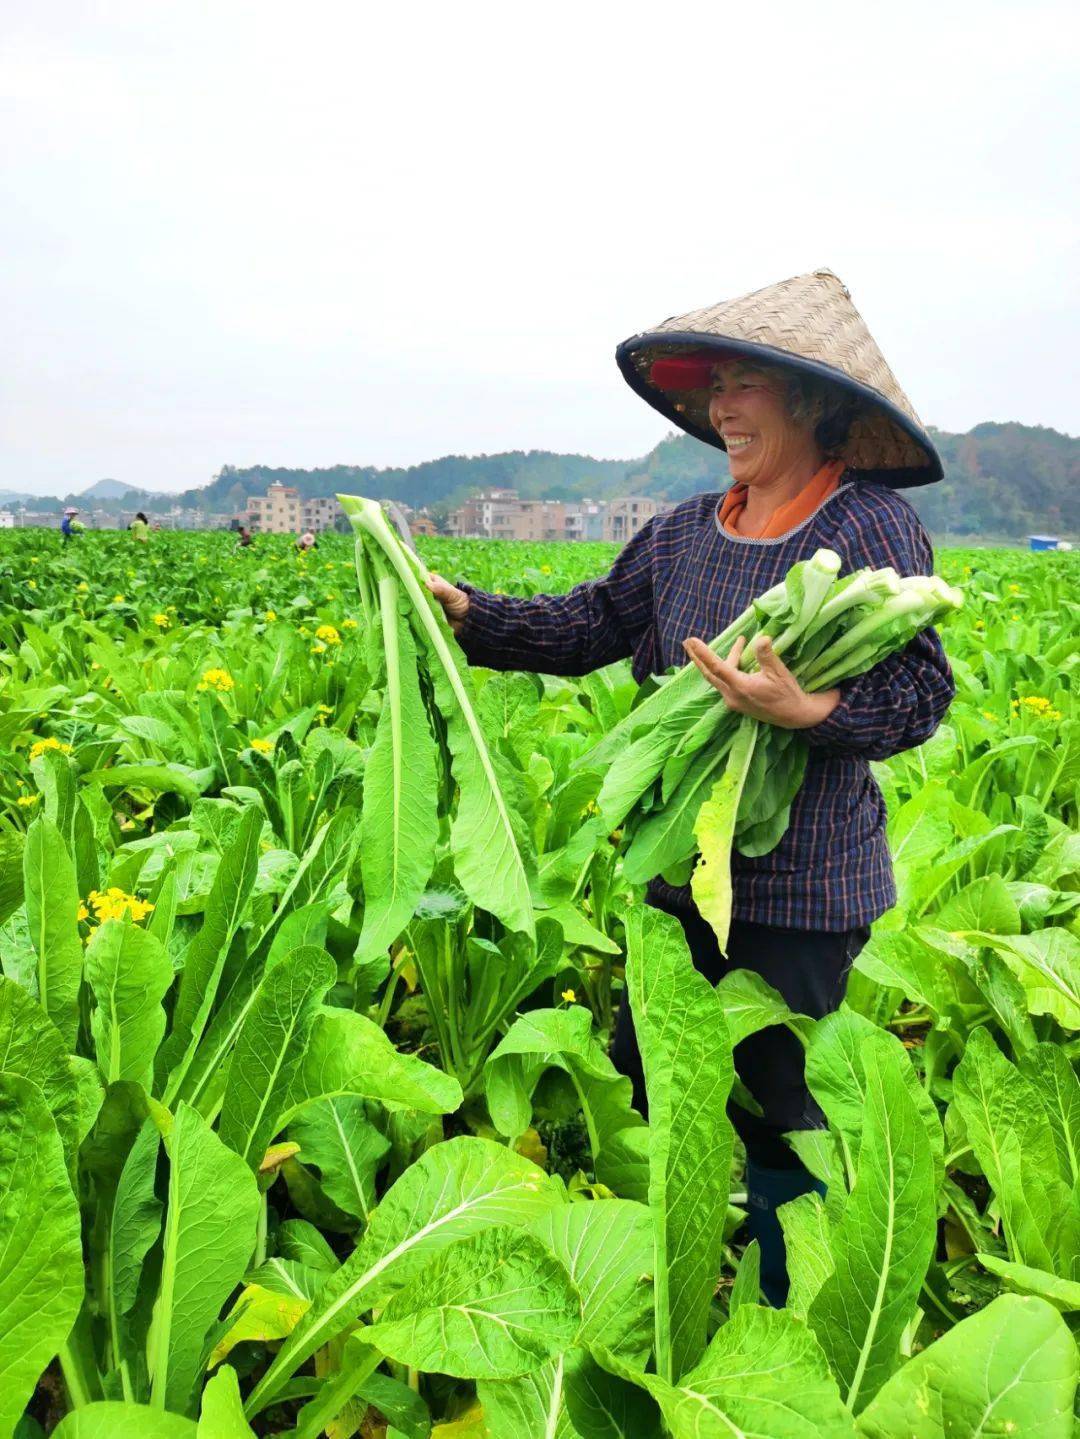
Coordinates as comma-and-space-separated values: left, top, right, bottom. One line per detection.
616, 268, 941, 487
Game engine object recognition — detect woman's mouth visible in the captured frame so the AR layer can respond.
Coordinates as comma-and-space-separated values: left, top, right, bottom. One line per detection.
725, 434, 754, 453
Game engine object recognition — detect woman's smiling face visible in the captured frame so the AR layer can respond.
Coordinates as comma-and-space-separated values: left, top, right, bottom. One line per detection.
707, 360, 822, 484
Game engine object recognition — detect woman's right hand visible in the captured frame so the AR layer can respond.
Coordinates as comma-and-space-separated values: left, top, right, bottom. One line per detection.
426, 572, 470, 634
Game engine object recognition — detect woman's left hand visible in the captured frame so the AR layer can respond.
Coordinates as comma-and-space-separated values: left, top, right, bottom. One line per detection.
682, 634, 841, 729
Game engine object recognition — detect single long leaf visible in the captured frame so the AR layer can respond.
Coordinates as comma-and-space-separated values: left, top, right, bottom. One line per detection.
148, 1104, 260, 1415
355, 573, 439, 963
952, 1027, 1064, 1270
808, 1034, 937, 1413
218, 945, 335, 1168
287, 1096, 390, 1224
160, 806, 263, 1103
108, 1119, 163, 1399
0, 1073, 84, 1438
85, 919, 174, 1088
779, 1191, 835, 1321
23, 815, 83, 1048
0, 975, 79, 1160
691, 714, 759, 954
624, 905, 734, 1383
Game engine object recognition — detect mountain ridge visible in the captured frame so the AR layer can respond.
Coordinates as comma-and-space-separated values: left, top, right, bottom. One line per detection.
187, 421, 1080, 537
4, 421, 1076, 537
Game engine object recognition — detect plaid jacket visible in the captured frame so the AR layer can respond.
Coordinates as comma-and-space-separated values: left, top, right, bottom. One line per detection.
457, 477, 955, 930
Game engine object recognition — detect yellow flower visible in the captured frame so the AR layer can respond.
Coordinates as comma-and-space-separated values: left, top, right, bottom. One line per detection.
30, 737, 73, 759
1020, 695, 1050, 710
84, 887, 154, 924
973, 619, 984, 630
316, 703, 332, 715
311, 642, 327, 655
1010, 613, 1019, 621
981, 710, 995, 721
1008, 583, 1020, 594
76, 581, 89, 593
560, 988, 577, 1004
17, 794, 39, 807
113, 594, 125, 604
196, 667, 235, 693
315, 624, 341, 645
250, 737, 274, 754
264, 610, 277, 623
341, 617, 358, 629
152, 613, 170, 628
27, 579, 37, 590
30, 557, 39, 564
962, 565, 972, 576
540, 564, 552, 576
77, 902, 89, 921
323, 593, 337, 602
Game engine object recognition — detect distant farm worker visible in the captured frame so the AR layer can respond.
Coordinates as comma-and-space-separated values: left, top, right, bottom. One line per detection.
237, 525, 254, 548
60, 507, 83, 541
428, 269, 954, 1306
129, 511, 150, 542
296, 530, 317, 551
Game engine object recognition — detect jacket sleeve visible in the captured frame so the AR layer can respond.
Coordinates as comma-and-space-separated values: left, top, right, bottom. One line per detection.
454, 519, 656, 676
801, 502, 955, 760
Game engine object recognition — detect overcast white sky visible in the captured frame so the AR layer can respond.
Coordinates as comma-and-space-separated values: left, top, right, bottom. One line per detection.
3, 1, 1078, 496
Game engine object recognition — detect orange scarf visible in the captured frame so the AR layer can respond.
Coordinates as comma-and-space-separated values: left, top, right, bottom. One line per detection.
718, 459, 845, 539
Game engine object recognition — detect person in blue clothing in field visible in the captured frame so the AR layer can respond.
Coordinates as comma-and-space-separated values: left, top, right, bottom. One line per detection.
60, 506, 84, 540
427, 269, 954, 1305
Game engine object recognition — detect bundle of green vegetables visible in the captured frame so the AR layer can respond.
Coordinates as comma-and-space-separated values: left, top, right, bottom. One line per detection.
577, 550, 963, 950
338, 494, 536, 954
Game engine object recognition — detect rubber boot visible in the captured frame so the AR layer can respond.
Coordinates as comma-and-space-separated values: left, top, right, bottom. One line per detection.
745, 1160, 826, 1308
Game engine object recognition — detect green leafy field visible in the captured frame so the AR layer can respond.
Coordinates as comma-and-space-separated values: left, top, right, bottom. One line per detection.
1, 526, 1078, 1438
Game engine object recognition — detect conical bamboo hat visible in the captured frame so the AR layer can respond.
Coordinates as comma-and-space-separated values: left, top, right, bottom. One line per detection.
616, 269, 941, 487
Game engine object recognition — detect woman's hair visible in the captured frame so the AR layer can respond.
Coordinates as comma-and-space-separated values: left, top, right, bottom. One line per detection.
718, 359, 860, 458
135, 511, 148, 522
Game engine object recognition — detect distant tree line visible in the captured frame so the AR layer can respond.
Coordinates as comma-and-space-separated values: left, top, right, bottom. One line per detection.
7, 422, 1076, 539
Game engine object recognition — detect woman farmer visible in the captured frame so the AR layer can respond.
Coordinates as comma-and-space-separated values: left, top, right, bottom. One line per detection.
428, 268, 954, 1304
129, 511, 150, 542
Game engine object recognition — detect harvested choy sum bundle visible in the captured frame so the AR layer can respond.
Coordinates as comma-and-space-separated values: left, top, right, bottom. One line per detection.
577, 550, 963, 951
338, 494, 535, 951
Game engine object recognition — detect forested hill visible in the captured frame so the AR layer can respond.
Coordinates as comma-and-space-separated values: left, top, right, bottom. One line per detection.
184, 420, 1078, 537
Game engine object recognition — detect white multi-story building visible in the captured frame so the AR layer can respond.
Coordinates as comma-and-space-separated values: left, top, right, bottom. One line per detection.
603, 496, 661, 544
565, 499, 607, 542
247, 485, 344, 534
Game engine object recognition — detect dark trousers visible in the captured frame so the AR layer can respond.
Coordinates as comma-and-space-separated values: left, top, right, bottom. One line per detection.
611, 899, 870, 1168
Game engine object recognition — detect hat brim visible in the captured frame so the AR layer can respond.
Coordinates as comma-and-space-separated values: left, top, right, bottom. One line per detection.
616, 331, 943, 488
